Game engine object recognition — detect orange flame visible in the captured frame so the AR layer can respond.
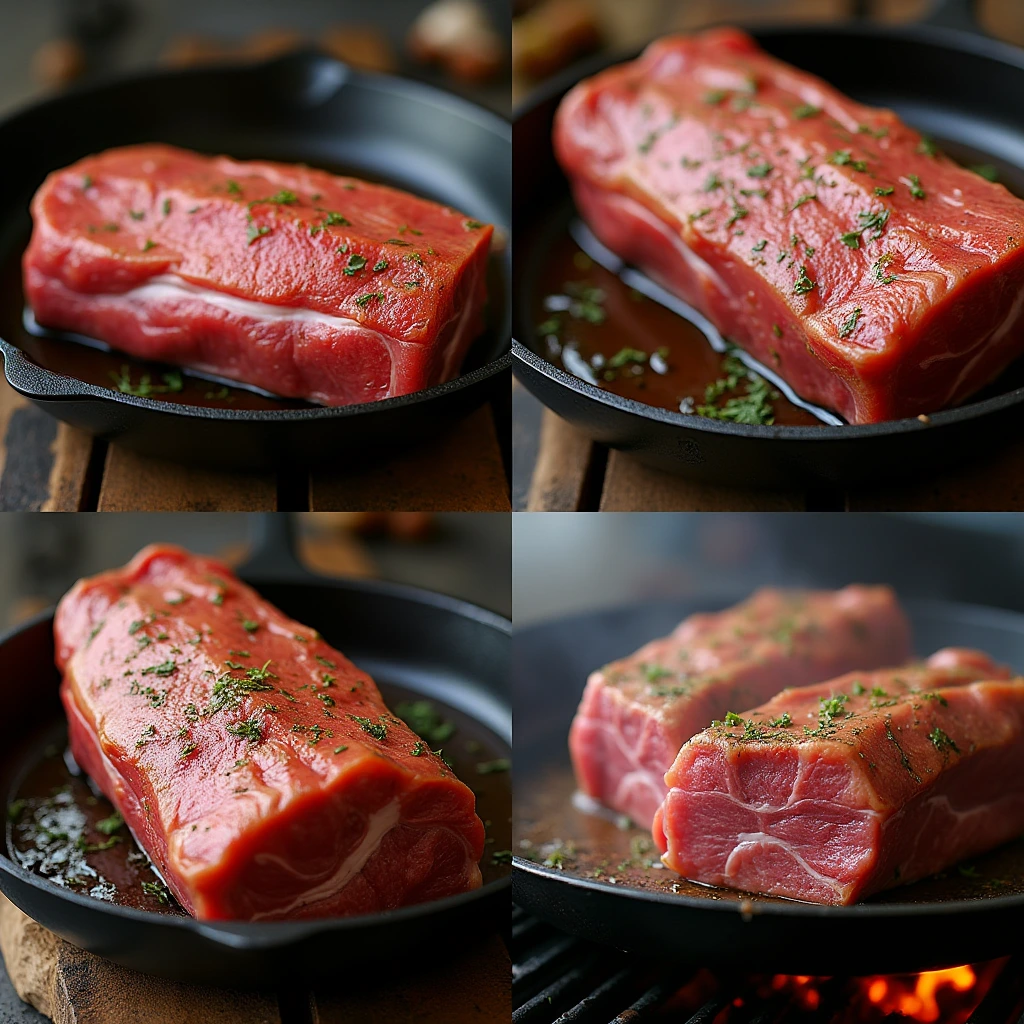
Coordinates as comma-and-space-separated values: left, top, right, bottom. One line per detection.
864, 965, 976, 1021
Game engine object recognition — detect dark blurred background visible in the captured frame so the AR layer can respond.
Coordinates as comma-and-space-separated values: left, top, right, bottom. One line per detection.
0, 0, 511, 118
509, 0, 1024, 106
0, 512, 511, 627
513, 513, 1024, 626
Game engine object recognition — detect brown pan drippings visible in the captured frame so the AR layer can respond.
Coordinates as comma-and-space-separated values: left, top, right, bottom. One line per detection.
6, 682, 511, 918
514, 764, 1024, 907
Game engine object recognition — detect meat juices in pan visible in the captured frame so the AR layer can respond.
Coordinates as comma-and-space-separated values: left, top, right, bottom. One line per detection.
655, 649, 1019, 904
54, 544, 485, 921
24, 144, 492, 406
569, 586, 911, 829
554, 28, 1024, 424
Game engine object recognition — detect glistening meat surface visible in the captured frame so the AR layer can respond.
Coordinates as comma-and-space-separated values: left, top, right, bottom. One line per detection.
54, 544, 484, 921
554, 29, 1024, 424
654, 649, 1017, 905
568, 586, 911, 829
24, 144, 492, 406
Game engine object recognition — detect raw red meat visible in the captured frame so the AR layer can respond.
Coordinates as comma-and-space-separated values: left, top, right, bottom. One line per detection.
568, 586, 911, 829
54, 544, 484, 921
554, 29, 1024, 424
24, 144, 492, 406
654, 650, 1017, 904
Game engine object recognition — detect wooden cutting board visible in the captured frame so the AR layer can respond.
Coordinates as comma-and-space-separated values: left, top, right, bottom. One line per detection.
0, 895, 510, 1023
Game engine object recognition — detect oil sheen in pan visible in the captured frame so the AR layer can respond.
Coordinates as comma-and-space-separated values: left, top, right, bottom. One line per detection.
514, 763, 1024, 907
6, 681, 512, 918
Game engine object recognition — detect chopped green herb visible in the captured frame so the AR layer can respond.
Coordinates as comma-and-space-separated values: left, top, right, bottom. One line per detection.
917, 136, 938, 157
768, 713, 792, 728
839, 307, 862, 338
747, 162, 773, 179
930, 726, 960, 754
828, 149, 867, 172
95, 812, 124, 835
463, 219, 484, 230
226, 717, 262, 743
970, 163, 999, 182
873, 253, 897, 284
350, 715, 388, 741
141, 661, 176, 677
857, 208, 890, 239
793, 265, 815, 295
354, 292, 385, 307
372, 259, 388, 271
344, 254, 367, 275
752, 239, 767, 252
906, 174, 926, 199
793, 104, 821, 119
226, 180, 243, 195
840, 230, 861, 249
790, 193, 817, 210
141, 881, 171, 905
874, 185, 895, 196
395, 700, 454, 745
703, 89, 727, 105
129, 210, 145, 221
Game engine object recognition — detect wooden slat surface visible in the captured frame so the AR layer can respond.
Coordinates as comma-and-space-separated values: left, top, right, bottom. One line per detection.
525, 409, 598, 512
599, 449, 805, 511
41, 424, 94, 512
98, 445, 277, 512
0, 374, 511, 511
309, 405, 510, 512
0, 895, 509, 1024
519, 407, 1024, 512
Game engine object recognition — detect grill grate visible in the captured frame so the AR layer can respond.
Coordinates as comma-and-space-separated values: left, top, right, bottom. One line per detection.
512, 907, 1024, 1024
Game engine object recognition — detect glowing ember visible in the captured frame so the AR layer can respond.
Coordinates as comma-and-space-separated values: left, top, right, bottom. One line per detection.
757, 960, 1004, 1023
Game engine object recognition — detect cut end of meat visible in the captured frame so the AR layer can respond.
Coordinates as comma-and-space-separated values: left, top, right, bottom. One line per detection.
55, 543, 485, 921
569, 585, 912, 830
655, 649, 1018, 905
553, 28, 1024, 423
24, 144, 493, 405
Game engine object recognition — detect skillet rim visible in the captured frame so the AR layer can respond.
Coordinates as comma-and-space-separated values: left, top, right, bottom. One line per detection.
511, 19, 1024, 443
511, 593, 1024, 919
0, 572, 512, 945
0, 48, 512, 423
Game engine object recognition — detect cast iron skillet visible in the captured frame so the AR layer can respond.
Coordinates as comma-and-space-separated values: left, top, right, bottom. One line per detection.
513, 594, 1024, 975
0, 52, 511, 472
512, 0, 1024, 487
0, 516, 511, 985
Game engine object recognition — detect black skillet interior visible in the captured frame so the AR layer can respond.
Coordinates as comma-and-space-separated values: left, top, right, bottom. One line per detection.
0, 535, 511, 987
512, 18, 1024, 488
513, 596, 1024, 976
0, 51, 511, 471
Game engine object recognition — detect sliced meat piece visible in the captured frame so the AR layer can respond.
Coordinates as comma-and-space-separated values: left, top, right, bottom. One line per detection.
553, 28, 1024, 423
654, 650, 1016, 904
24, 144, 492, 405
54, 544, 484, 921
568, 586, 911, 829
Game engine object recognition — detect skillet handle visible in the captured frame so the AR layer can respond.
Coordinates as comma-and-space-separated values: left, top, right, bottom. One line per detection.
238, 514, 315, 582
919, 0, 985, 34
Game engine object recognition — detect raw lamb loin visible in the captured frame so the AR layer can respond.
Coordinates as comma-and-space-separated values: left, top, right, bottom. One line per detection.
654, 649, 1017, 904
25, 144, 492, 406
554, 29, 1024, 423
568, 586, 911, 829
55, 544, 485, 921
